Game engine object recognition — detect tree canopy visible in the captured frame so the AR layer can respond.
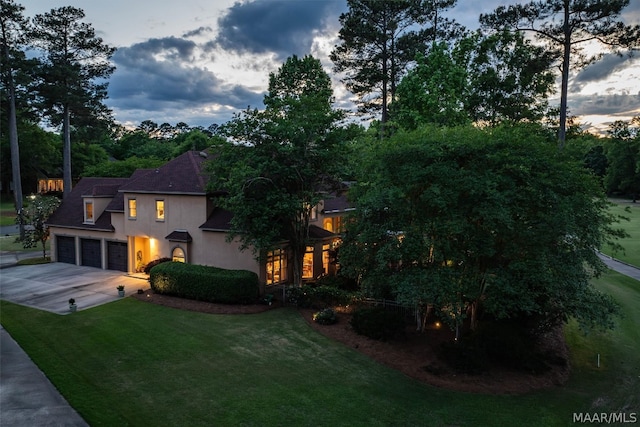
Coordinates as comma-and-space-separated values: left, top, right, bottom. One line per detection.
30, 6, 116, 197
331, 0, 462, 125
339, 125, 625, 334
480, 0, 640, 147
208, 55, 352, 285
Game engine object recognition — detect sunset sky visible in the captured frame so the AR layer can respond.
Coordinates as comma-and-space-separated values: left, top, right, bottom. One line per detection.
24, 0, 640, 133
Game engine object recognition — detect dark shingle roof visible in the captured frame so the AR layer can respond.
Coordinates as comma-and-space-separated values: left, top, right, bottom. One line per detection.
200, 208, 233, 231
309, 225, 336, 240
47, 177, 129, 231
323, 194, 354, 213
118, 151, 208, 194
165, 230, 193, 242
47, 152, 212, 231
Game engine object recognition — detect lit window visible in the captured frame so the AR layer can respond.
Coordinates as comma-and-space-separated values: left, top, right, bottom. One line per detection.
322, 244, 330, 275
323, 218, 333, 232
172, 247, 185, 263
266, 249, 287, 285
84, 201, 94, 223
128, 199, 137, 219
156, 200, 165, 221
303, 246, 314, 279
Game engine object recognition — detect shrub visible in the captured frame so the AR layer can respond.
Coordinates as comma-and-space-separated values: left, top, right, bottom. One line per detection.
476, 321, 550, 374
313, 308, 337, 325
438, 340, 488, 375
315, 274, 359, 291
350, 306, 406, 341
286, 285, 360, 308
144, 257, 172, 274
149, 262, 259, 304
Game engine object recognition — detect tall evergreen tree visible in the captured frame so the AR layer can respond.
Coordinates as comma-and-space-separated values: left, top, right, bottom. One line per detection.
330, 0, 462, 126
0, 0, 28, 237
480, 0, 640, 148
29, 6, 115, 198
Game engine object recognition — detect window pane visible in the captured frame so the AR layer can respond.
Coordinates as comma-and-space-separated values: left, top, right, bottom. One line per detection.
322, 244, 330, 275
128, 199, 137, 218
156, 200, 165, 220
172, 247, 185, 263
85, 202, 93, 222
303, 246, 313, 279
266, 249, 287, 284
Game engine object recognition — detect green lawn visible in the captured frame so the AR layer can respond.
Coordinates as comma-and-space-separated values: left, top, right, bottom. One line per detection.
1, 269, 638, 427
602, 199, 640, 267
0, 199, 16, 226
0, 235, 48, 253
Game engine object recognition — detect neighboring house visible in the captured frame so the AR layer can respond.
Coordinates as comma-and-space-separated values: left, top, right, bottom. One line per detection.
46, 151, 350, 290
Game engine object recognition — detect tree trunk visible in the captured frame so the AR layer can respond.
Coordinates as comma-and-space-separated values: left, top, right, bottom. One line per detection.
62, 104, 72, 198
3, 42, 24, 239
469, 299, 479, 331
557, 0, 571, 149
8, 75, 24, 239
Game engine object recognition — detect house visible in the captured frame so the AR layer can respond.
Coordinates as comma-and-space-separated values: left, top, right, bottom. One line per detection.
46, 151, 351, 289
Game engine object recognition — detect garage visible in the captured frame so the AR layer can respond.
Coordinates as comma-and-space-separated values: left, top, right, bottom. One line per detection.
81, 238, 102, 268
107, 241, 128, 272
56, 236, 76, 264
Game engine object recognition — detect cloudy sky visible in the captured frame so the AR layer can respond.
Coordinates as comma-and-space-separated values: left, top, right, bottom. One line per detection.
24, 0, 640, 133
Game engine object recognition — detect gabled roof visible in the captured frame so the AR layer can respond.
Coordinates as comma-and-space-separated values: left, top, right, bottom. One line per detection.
200, 208, 233, 232
118, 151, 209, 195
165, 230, 193, 242
47, 177, 129, 231
47, 152, 212, 231
323, 194, 354, 214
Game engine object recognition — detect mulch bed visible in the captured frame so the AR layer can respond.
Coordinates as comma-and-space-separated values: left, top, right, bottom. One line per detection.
132, 289, 570, 395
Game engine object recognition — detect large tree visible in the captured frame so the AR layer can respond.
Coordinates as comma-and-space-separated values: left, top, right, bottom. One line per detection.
458, 30, 556, 125
29, 6, 115, 198
604, 116, 640, 198
330, 0, 462, 126
480, 0, 640, 148
391, 31, 556, 130
0, 0, 28, 237
339, 125, 624, 337
391, 42, 469, 129
209, 55, 349, 286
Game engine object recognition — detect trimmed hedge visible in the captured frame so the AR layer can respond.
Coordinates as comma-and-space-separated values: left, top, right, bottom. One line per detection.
144, 257, 172, 274
149, 262, 260, 304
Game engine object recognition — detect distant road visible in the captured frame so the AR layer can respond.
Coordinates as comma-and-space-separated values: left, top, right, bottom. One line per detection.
0, 225, 18, 236
597, 252, 640, 281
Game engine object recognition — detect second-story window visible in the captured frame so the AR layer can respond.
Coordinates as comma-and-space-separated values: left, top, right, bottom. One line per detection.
128, 198, 137, 219
156, 200, 165, 221
84, 200, 94, 223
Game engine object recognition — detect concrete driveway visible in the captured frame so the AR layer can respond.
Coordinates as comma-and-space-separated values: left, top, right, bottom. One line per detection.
0, 263, 148, 314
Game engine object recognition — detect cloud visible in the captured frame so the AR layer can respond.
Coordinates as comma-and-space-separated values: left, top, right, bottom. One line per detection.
570, 92, 640, 117
107, 36, 264, 127
572, 54, 638, 92
215, 0, 344, 59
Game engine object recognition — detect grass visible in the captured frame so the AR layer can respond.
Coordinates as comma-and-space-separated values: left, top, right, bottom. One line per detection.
0, 199, 16, 226
0, 235, 49, 253
602, 199, 640, 267
1, 269, 638, 427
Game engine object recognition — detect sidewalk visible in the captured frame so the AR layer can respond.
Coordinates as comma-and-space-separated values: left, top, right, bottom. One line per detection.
1, 261, 145, 426
0, 326, 89, 426
0, 250, 48, 269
